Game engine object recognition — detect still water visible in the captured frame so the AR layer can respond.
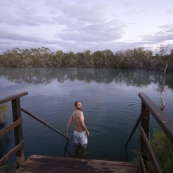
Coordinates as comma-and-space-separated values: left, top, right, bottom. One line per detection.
0, 68, 173, 162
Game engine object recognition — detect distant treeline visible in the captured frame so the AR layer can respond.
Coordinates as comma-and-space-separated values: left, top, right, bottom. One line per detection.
0, 46, 173, 70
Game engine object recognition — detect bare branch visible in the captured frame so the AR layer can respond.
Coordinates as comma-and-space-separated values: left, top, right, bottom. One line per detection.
160, 63, 168, 110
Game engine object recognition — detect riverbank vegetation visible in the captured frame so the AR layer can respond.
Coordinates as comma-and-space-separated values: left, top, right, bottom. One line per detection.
0, 104, 9, 124
0, 46, 173, 71
135, 131, 173, 173
0, 105, 15, 173
147, 131, 173, 173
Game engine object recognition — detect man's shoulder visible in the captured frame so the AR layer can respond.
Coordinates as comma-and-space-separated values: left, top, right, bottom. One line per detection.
73, 110, 83, 116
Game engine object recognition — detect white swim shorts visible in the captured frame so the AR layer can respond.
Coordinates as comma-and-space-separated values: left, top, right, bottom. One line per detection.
74, 130, 88, 147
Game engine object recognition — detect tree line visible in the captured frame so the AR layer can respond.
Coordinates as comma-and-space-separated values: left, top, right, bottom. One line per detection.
0, 46, 173, 70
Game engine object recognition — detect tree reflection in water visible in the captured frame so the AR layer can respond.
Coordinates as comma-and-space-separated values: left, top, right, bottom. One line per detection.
0, 68, 172, 89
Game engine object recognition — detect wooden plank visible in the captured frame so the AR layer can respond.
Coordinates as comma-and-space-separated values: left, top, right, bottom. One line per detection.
0, 91, 28, 104
0, 140, 24, 166
15, 155, 139, 173
0, 118, 23, 137
12, 98, 24, 168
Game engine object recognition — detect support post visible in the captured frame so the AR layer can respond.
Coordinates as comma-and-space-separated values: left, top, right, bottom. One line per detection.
12, 98, 24, 168
140, 102, 150, 162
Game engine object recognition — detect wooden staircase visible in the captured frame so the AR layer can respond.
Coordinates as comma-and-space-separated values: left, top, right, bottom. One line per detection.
2, 92, 173, 173
15, 155, 139, 173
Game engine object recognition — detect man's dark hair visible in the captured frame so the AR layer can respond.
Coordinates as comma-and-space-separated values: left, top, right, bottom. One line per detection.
74, 101, 80, 106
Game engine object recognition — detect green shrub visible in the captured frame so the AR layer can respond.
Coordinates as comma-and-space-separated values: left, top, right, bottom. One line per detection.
146, 131, 173, 173
0, 104, 9, 124
0, 162, 16, 173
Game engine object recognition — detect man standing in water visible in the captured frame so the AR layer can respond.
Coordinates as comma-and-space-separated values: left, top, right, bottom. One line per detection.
65, 101, 89, 147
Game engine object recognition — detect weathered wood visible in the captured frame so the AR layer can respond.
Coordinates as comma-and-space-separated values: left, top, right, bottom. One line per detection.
21, 107, 68, 139
126, 114, 141, 146
15, 155, 139, 173
12, 98, 24, 168
140, 101, 149, 162
139, 154, 147, 173
139, 92, 173, 143
140, 124, 162, 173
0, 140, 24, 166
0, 118, 22, 137
0, 91, 28, 104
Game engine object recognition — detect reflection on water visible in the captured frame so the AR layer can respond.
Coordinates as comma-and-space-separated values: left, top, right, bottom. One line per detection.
0, 68, 173, 162
1, 68, 173, 89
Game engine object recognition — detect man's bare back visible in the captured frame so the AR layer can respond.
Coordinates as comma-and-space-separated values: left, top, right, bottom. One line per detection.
72, 109, 88, 132
65, 102, 89, 137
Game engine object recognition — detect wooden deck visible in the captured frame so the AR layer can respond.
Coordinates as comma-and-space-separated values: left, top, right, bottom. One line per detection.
15, 155, 139, 173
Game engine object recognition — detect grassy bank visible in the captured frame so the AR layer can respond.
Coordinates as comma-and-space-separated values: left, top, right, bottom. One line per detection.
0, 105, 16, 173
135, 131, 173, 173
0, 105, 9, 124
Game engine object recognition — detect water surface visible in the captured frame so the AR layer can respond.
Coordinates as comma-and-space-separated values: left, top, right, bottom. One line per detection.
0, 68, 173, 162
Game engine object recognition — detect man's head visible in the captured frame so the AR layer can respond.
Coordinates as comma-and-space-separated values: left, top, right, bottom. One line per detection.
74, 101, 82, 110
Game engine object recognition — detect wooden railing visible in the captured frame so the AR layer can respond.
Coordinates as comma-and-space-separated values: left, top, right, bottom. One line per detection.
0, 92, 68, 169
21, 107, 68, 139
0, 92, 28, 168
126, 92, 173, 173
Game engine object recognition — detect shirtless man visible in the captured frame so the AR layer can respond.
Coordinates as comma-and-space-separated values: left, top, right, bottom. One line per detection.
65, 101, 89, 147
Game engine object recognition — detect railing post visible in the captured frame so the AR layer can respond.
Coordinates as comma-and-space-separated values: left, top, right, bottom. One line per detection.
140, 102, 150, 162
12, 98, 24, 168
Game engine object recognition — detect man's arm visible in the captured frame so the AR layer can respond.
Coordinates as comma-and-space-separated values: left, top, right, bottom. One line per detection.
79, 112, 90, 136
65, 114, 73, 137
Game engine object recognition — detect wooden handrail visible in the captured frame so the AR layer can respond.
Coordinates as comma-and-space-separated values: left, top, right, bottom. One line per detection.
0, 91, 28, 104
0, 92, 27, 167
0, 92, 69, 168
125, 114, 141, 146
139, 92, 173, 143
21, 107, 69, 139
126, 92, 173, 173
0, 140, 24, 166
0, 118, 22, 137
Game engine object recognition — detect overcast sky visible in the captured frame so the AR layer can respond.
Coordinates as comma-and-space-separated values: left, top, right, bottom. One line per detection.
0, 0, 173, 54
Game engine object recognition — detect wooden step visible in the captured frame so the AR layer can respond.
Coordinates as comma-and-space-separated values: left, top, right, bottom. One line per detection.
15, 155, 139, 173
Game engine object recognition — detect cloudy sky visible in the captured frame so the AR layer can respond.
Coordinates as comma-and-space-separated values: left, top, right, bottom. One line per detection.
0, 0, 173, 54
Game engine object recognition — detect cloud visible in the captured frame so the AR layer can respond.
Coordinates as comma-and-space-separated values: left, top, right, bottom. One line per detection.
159, 25, 173, 32
0, 29, 50, 43
167, 9, 173, 14
0, 0, 173, 54
139, 25, 173, 44
55, 19, 127, 43
45, 0, 107, 23
123, 1, 132, 8
124, 9, 146, 15
0, 1, 56, 26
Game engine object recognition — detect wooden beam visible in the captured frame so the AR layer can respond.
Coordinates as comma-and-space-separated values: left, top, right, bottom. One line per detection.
0, 118, 22, 137
140, 124, 162, 173
21, 107, 69, 139
0, 91, 28, 104
139, 154, 147, 173
140, 101, 150, 163
12, 98, 24, 168
0, 140, 24, 166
